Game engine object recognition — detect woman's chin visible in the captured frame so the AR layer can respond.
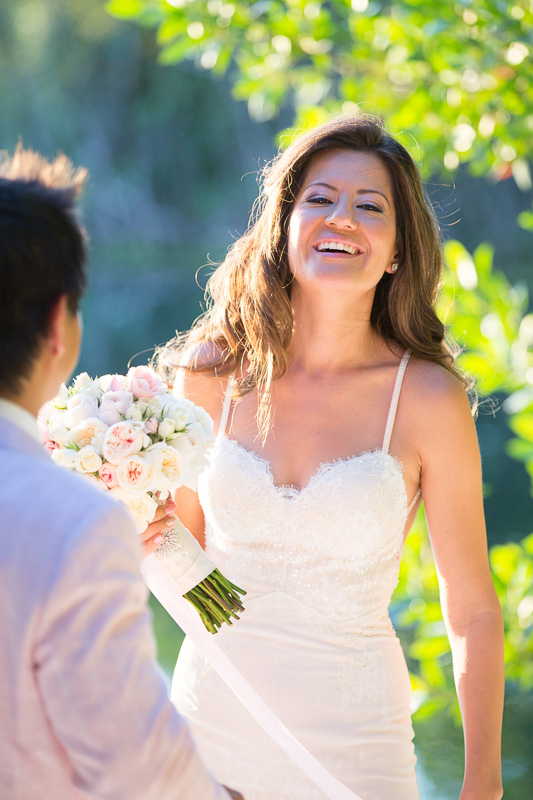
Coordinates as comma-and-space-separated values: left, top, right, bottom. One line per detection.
293, 267, 372, 292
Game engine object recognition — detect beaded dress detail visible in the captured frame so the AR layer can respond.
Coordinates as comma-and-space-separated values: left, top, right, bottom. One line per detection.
172, 352, 421, 800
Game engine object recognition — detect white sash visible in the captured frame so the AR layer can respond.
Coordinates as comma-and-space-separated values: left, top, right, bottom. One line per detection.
142, 554, 363, 800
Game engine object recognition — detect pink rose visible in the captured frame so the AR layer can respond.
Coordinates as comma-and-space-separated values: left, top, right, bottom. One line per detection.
109, 375, 127, 392
127, 366, 167, 400
102, 421, 147, 465
99, 461, 119, 489
143, 416, 159, 434
116, 453, 154, 495
99, 374, 128, 393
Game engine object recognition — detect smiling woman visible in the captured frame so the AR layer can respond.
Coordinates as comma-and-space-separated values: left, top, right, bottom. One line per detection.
287, 150, 398, 290
152, 115, 504, 800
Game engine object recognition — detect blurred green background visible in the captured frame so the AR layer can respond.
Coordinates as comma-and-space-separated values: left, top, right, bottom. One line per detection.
2, 1, 532, 797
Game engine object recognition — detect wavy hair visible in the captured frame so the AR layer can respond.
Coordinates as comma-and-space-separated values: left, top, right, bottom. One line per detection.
158, 114, 469, 437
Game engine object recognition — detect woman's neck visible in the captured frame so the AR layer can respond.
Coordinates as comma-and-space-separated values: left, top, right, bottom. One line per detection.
287, 284, 383, 374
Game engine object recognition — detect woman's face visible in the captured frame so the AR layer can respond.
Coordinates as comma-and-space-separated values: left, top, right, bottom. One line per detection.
287, 149, 398, 293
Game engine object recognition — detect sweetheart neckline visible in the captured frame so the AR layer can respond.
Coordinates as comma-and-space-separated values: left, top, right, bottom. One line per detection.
218, 435, 409, 506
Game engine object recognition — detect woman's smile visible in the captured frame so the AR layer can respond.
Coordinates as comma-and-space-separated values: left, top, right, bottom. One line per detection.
314, 238, 364, 256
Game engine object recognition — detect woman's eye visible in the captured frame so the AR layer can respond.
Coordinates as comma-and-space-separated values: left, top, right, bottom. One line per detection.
306, 195, 332, 204
358, 203, 382, 212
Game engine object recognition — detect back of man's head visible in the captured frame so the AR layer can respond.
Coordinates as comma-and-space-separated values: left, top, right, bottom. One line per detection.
0, 145, 88, 395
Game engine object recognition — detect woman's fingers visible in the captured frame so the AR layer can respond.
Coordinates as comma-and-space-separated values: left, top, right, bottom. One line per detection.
139, 498, 177, 556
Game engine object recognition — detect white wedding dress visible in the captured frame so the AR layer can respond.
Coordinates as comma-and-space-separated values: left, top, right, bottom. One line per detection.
172, 351, 421, 800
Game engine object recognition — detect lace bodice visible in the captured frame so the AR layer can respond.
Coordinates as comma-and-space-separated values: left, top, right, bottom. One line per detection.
197, 351, 420, 628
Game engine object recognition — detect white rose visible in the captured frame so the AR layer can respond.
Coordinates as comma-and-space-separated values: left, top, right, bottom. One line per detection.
109, 487, 158, 534
81, 382, 105, 402
98, 375, 113, 393
98, 391, 133, 426
193, 406, 214, 436
185, 421, 214, 453
72, 372, 92, 392
69, 417, 108, 454
116, 453, 154, 496
75, 445, 103, 474
148, 442, 187, 493
170, 432, 210, 489
48, 406, 68, 427
162, 399, 189, 430
48, 423, 71, 447
98, 408, 122, 426
158, 417, 176, 439
55, 383, 69, 409
38, 400, 64, 426
64, 394, 98, 428
51, 448, 78, 470
124, 403, 143, 422
145, 396, 164, 419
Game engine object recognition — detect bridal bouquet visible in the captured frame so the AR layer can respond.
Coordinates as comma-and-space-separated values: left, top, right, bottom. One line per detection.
39, 365, 245, 633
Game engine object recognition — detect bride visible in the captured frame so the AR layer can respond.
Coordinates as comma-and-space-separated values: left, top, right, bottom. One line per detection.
144, 115, 504, 800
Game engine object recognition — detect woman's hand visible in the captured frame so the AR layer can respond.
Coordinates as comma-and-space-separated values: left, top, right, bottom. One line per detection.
139, 496, 177, 557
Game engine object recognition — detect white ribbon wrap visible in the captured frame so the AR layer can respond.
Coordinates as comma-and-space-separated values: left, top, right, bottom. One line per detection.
154, 516, 214, 595
142, 554, 363, 800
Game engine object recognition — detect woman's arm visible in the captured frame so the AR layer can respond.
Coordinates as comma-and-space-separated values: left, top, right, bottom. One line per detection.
414, 366, 504, 800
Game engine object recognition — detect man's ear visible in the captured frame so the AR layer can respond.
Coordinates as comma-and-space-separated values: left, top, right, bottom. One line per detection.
47, 295, 69, 358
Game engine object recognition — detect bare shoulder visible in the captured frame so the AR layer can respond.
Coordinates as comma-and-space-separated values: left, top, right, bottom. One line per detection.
173, 340, 231, 426
404, 356, 471, 411
402, 356, 476, 453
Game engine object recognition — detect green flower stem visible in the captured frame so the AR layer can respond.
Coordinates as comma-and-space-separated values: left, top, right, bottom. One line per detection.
184, 592, 217, 635
184, 569, 247, 634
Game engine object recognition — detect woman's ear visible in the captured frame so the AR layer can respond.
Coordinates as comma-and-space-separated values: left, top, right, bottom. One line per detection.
385, 253, 401, 275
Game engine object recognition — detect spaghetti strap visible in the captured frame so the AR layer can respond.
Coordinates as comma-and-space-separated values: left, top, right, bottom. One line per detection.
218, 371, 235, 438
382, 351, 411, 453
407, 487, 421, 515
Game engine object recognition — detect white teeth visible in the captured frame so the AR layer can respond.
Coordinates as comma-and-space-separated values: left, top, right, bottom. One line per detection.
316, 241, 359, 255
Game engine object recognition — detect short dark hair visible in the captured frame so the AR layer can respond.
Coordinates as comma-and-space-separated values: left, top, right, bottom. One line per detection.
0, 145, 88, 394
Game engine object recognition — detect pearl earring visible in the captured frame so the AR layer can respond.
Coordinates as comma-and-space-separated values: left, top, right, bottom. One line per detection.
391, 263, 399, 273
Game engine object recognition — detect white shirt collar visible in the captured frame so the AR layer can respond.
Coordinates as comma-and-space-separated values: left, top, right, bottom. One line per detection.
0, 398, 42, 445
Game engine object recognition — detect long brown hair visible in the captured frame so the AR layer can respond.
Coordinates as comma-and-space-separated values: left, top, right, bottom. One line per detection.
158, 114, 468, 436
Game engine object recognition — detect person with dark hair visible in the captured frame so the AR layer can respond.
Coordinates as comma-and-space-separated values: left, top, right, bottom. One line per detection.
146, 115, 504, 799
0, 146, 241, 800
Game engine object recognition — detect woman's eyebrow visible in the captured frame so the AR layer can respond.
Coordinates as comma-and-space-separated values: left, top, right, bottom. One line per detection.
306, 181, 337, 191
306, 182, 391, 208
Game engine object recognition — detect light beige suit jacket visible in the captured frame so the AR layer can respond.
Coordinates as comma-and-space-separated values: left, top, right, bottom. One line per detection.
0, 413, 230, 800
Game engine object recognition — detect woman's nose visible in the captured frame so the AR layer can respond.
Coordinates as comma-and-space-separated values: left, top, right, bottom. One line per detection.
325, 200, 357, 229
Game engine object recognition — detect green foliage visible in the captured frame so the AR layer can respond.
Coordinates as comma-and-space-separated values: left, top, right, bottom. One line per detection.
394, 515, 533, 723
518, 204, 533, 232
490, 534, 533, 689
108, 0, 533, 180
440, 239, 528, 395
